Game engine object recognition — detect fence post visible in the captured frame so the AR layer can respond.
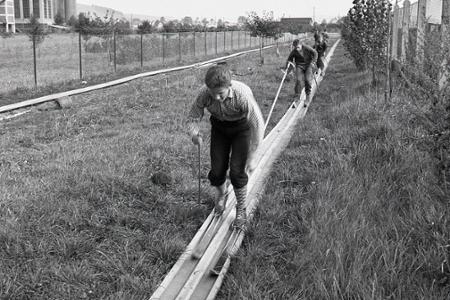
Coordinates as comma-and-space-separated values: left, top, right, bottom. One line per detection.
140, 33, 144, 68
113, 30, 117, 72
79, 31, 83, 80
231, 31, 233, 50
400, 0, 410, 62
440, 0, 450, 90
204, 30, 207, 56
193, 32, 196, 57
33, 35, 37, 86
385, 5, 392, 103
249, 32, 252, 48
392, 2, 399, 59
179, 32, 182, 61
162, 33, 165, 63
215, 31, 218, 55
415, 0, 427, 65
237, 30, 240, 49
223, 31, 226, 51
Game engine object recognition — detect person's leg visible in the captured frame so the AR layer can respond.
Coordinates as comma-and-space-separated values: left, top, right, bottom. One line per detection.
318, 57, 325, 75
229, 123, 251, 230
294, 66, 304, 97
208, 124, 232, 214
304, 65, 314, 107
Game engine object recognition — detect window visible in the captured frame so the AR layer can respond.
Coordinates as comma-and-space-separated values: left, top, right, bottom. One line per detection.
43, 0, 47, 18
33, 0, 39, 18
47, 0, 51, 19
22, 0, 30, 18
14, 0, 20, 18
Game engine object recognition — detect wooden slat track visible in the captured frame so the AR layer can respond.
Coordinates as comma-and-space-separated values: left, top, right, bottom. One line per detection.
150, 39, 341, 300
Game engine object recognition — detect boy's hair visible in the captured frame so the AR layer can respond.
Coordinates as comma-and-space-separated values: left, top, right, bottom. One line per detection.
205, 65, 232, 89
292, 39, 300, 47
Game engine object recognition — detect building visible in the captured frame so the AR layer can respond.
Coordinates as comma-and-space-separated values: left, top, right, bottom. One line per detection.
280, 17, 313, 27
0, 0, 15, 32
1, 0, 76, 32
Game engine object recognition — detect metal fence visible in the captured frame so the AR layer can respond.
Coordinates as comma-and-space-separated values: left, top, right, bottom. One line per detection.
0, 30, 300, 94
391, 0, 448, 89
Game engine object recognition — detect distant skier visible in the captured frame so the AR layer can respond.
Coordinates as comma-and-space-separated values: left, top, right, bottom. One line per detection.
284, 39, 318, 107
187, 64, 264, 230
313, 32, 328, 76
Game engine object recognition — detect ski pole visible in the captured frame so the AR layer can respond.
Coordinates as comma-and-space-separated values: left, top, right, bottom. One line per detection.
197, 142, 201, 204
264, 61, 295, 131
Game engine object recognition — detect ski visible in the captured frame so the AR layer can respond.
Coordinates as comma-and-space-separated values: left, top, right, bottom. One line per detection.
191, 190, 232, 259
209, 228, 242, 276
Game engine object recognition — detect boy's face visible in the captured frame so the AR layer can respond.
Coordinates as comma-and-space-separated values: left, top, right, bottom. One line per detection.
208, 86, 230, 101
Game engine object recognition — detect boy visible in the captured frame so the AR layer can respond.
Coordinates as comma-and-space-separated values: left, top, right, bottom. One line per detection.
187, 65, 264, 230
284, 39, 318, 107
313, 32, 328, 76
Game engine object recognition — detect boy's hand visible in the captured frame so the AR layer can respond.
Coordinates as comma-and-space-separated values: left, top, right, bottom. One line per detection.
191, 133, 203, 146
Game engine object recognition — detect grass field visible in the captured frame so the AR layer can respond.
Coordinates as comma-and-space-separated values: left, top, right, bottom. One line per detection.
217, 43, 450, 299
2, 38, 447, 299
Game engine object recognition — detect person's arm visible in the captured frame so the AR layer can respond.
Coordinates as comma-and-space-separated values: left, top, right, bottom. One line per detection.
285, 49, 295, 68
186, 86, 208, 144
305, 44, 318, 64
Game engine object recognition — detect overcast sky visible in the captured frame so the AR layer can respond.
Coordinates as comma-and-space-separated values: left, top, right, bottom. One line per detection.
77, 0, 355, 22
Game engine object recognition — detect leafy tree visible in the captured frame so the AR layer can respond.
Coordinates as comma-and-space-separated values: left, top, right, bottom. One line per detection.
162, 20, 178, 32
67, 15, 78, 27
342, 0, 391, 83
245, 11, 282, 64
26, 14, 47, 45
201, 18, 209, 29
137, 20, 154, 34
181, 16, 193, 31
216, 19, 225, 31
54, 11, 64, 25
237, 16, 247, 28
26, 15, 48, 85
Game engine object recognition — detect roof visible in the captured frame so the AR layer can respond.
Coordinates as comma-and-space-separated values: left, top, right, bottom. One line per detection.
280, 18, 313, 22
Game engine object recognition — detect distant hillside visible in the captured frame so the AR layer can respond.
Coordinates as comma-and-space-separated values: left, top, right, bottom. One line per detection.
77, 3, 125, 19
77, 3, 163, 22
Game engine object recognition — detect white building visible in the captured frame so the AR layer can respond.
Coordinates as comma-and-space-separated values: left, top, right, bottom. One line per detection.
1, 0, 76, 32
0, 0, 15, 32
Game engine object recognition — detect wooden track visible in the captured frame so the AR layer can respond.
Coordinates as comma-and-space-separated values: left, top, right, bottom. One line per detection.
150, 39, 341, 300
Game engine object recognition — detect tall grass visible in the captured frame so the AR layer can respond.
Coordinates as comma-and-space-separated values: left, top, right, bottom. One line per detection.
218, 44, 449, 299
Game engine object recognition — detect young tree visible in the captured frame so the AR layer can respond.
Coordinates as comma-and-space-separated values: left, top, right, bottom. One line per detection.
26, 15, 48, 85
343, 0, 391, 83
245, 11, 282, 64
54, 11, 64, 25
137, 20, 154, 34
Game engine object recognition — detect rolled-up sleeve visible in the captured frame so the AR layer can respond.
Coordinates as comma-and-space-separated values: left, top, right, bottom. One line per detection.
186, 86, 208, 137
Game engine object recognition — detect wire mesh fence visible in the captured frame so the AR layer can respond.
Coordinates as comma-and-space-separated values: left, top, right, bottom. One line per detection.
0, 30, 299, 95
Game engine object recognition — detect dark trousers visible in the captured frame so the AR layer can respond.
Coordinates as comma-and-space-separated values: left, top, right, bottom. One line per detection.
208, 117, 250, 189
295, 64, 314, 95
317, 56, 325, 71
